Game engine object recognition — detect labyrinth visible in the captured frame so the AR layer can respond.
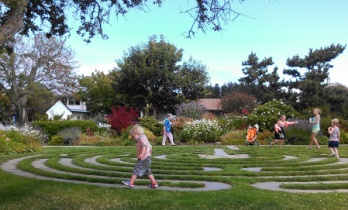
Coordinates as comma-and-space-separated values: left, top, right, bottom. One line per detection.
2, 145, 348, 193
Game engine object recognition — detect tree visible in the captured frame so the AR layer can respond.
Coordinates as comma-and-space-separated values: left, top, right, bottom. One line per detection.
283, 44, 346, 109
205, 83, 221, 98
239, 52, 281, 104
0, 34, 78, 125
0, 0, 247, 46
177, 57, 210, 101
115, 35, 183, 117
115, 35, 209, 117
78, 70, 125, 117
323, 83, 348, 118
220, 91, 256, 114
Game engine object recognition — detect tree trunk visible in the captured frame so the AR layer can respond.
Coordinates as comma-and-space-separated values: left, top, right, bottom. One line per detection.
14, 95, 29, 126
153, 107, 157, 119
0, 0, 28, 46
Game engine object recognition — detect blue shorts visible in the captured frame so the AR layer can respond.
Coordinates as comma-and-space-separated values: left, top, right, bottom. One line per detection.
328, 141, 339, 148
132, 156, 152, 177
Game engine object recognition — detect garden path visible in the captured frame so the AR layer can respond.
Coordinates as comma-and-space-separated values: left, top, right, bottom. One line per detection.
1, 146, 348, 193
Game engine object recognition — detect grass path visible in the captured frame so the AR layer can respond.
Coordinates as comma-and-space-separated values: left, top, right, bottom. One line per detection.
2, 145, 348, 193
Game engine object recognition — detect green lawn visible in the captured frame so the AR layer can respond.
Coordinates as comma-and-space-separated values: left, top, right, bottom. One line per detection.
1, 145, 348, 210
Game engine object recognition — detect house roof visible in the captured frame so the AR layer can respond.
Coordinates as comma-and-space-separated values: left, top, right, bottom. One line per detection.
198, 98, 222, 111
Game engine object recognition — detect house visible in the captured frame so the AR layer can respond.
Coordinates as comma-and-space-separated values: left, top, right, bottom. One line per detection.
46, 96, 89, 120
198, 98, 223, 115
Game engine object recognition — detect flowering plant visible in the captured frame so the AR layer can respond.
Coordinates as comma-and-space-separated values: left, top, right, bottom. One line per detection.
247, 99, 298, 131
179, 119, 222, 144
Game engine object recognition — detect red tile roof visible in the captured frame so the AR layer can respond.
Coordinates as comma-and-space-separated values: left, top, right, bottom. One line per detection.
198, 99, 222, 111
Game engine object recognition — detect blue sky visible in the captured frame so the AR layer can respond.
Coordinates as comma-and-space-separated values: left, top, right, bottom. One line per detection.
66, 0, 348, 87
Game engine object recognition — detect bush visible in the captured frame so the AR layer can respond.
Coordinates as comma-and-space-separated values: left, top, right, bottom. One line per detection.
179, 119, 223, 144
118, 126, 157, 146
255, 130, 273, 145
138, 116, 163, 136
57, 127, 81, 145
0, 130, 42, 154
176, 101, 206, 119
33, 120, 98, 140
77, 134, 122, 146
247, 99, 298, 131
107, 106, 139, 134
220, 130, 246, 145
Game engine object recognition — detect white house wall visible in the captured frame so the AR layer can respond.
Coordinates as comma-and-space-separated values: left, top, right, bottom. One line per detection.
46, 101, 72, 120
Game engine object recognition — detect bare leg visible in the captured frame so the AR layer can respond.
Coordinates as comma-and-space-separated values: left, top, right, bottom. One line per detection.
129, 174, 137, 185
148, 174, 156, 183
279, 139, 284, 147
312, 133, 320, 149
334, 148, 339, 158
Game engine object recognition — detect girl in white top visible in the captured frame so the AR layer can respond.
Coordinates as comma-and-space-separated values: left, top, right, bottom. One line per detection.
328, 118, 340, 158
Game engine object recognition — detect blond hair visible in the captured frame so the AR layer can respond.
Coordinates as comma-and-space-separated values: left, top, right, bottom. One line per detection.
313, 108, 321, 114
129, 125, 144, 136
331, 118, 339, 126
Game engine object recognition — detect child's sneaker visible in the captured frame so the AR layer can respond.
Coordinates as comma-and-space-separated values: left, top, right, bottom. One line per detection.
329, 153, 336, 157
122, 180, 134, 188
148, 182, 158, 188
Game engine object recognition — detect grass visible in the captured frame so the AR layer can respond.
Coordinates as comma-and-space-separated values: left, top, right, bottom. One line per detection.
1, 145, 348, 210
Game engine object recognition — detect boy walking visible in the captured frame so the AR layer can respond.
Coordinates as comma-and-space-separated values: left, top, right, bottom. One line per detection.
122, 125, 158, 188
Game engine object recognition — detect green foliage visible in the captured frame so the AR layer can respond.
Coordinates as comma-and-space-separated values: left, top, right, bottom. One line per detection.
77, 70, 122, 115
176, 101, 205, 119
138, 116, 163, 136
0, 130, 42, 154
284, 44, 346, 110
256, 130, 273, 145
220, 130, 246, 145
179, 119, 223, 143
33, 120, 98, 140
247, 99, 298, 131
340, 130, 348, 144
118, 126, 157, 146
57, 127, 81, 145
77, 134, 122, 146
48, 135, 64, 146
284, 120, 312, 145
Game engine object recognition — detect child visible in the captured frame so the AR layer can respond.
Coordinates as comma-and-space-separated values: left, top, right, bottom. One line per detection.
270, 115, 297, 148
308, 108, 321, 149
122, 125, 158, 188
328, 118, 340, 158
246, 124, 258, 144
162, 113, 176, 146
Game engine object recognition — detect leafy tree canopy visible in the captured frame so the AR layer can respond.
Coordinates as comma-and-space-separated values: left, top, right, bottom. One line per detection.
0, 0, 247, 47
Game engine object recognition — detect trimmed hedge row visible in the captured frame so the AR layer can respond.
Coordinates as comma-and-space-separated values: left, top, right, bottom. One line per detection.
33, 120, 98, 139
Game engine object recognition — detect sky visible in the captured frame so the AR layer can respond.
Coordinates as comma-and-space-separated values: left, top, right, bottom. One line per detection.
66, 0, 348, 87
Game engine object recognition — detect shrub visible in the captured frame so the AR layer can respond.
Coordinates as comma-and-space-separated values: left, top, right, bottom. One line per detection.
176, 101, 206, 119
77, 134, 121, 146
340, 130, 348, 144
33, 120, 98, 140
107, 106, 139, 134
118, 126, 157, 146
179, 119, 222, 144
255, 130, 273, 145
221, 92, 257, 114
0, 130, 42, 154
138, 116, 163, 136
220, 130, 246, 145
247, 99, 298, 131
48, 135, 64, 145
57, 127, 81, 145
